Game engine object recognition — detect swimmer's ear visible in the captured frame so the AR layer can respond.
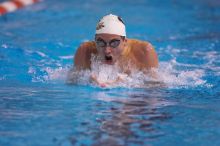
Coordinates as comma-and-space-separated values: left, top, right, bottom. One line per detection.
123, 38, 127, 47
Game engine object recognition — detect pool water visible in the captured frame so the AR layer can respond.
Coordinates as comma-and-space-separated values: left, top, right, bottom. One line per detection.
0, 0, 220, 146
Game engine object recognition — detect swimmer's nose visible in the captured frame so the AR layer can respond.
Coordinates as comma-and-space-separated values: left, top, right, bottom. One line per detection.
105, 47, 112, 54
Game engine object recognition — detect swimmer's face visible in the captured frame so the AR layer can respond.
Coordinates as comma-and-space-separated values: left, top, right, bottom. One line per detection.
95, 33, 127, 65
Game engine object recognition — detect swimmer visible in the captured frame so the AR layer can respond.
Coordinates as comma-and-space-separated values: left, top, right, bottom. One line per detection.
74, 14, 158, 87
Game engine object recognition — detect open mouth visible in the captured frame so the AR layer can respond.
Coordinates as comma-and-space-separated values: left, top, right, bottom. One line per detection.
104, 55, 113, 64
105, 55, 112, 61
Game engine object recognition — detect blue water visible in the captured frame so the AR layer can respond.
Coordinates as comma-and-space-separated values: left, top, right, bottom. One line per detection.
0, 0, 220, 146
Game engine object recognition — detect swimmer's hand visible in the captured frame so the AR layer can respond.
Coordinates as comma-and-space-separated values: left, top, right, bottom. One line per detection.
90, 74, 107, 87
90, 74, 125, 88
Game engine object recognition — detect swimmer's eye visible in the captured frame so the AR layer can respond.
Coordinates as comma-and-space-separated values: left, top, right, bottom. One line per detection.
109, 39, 120, 48
96, 38, 106, 47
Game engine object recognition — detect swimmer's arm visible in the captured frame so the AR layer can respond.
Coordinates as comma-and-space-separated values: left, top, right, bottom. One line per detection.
134, 42, 159, 79
143, 42, 159, 69
90, 74, 109, 87
74, 44, 90, 70
105, 76, 124, 85
144, 43, 159, 79
90, 74, 100, 85
90, 74, 125, 87
133, 42, 158, 69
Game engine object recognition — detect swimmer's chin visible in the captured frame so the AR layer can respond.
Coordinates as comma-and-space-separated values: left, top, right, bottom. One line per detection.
104, 60, 114, 65
102, 58, 115, 65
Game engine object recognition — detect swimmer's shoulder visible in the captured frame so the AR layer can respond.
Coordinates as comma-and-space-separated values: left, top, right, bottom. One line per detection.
78, 41, 97, 53
74, 41, 98, 70
126, 38, 158, 68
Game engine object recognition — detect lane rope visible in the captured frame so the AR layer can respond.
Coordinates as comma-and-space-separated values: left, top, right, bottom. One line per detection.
0, 0, 40, 16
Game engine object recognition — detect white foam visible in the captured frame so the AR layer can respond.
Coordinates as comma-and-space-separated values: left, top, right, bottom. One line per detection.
66, 55, 209, 89
193, 50, 220, 76
67, 69, 91, 85
31, 60, 208, 88
28, 67, 36, 74
158, 61, 207, 88
29, 66, 70, 83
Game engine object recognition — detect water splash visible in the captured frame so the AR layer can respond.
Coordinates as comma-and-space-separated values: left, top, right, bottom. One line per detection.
28, 46, 219, 88
28, 66, 70, 83
66, 56, 209, 89
158, 61, 207, 88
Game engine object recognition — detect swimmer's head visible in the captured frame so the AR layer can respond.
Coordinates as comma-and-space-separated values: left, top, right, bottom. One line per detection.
95, 34, 127, 65
95, 14, 127, 65
95, 14, 126, 36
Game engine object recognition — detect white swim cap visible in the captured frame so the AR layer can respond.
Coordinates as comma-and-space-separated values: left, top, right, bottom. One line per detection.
95, 14, 126, 36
